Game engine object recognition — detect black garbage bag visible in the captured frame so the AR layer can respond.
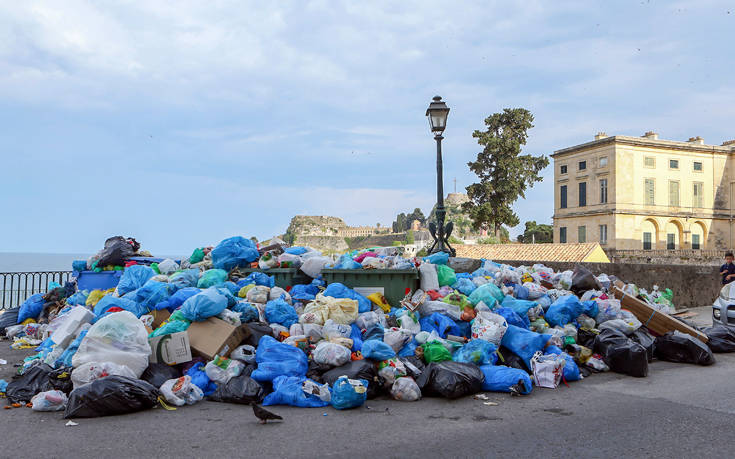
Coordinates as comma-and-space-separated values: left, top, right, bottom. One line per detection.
207, 375, 265, 405
96, 236, 136, 267
244, 322, 274, 347
576, 328, 599, 348
701, 325, 735, 353
497, 346, 531, 373
654, 331, 715, 365
630, 329, 656, 362
415, 361, 484, 399
48, 367, 74, 394
141, 363, 181, 389
64, 376, 160, 418
399, 356, 425, 379
0, 307, 20, 336
593, 328, 648, 377
570, 264, 602, 295
322, 360, 383, 399
5, 364, 54, 404
306, 360, 333, 383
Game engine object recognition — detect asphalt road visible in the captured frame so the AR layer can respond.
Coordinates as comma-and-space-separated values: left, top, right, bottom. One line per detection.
1, 307, 730, 459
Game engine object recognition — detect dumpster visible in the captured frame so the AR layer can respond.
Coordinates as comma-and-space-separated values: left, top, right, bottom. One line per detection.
73, 270, 123, 292
321, 269, 419, 308
239, 268, 312, 290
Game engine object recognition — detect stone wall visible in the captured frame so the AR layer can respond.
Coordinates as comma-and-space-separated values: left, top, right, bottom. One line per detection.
606, 249, 724, 266
498, 259, 720, 310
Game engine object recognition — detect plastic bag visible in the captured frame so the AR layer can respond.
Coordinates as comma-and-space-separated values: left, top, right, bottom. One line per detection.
396, 309, 421, 334
423, 340, 452, 363
251, 335, 308, 382
593, 328, 648, 377
312, 341, 351, 367
470, 311, 508, 346
654, 331, 715, 365
5, 364, 53, 404
72, 311, 150, 378
331, 376, 368, 410
300, 294, 359, 325
415, 361, 484, 399
356, 311, 387, 330
264, 298, 298, 328
141, 363, 181, 389
117, 265, 154, 296
31, 389, 68, 412
523, 282, 547, 300
390, 376, 421, 401
423, 252, 449, 265
598, 318, 640, 336
453, 339, 497, 366
323, 283, 371, 314
531, 352, 565, 388
419, 263, 440, 291
205, 356, 245, 384
185, 363, 218, 396
419, 300, 462, 321
384, 327, 413, 352
570, 264, 602, 295
300, 256, 331, 278
168, 269, 199, 290
436, 264, 457, 287
494, 307, 529, 330
480, 365, 532, 394
96, 236, 136, 267
361, 339, 396, 361
208, 375, 265, 405
238, 272, 275, 288
322, 360, 381, 399
629, 328, 655, 362
71, 361, 137, 389
334, 254, 362, 270
246, 285, 270, 304
211, 236, 259, 271
18, 293, 45, 324
160, 375, 204, 406
468, 283, 504, 307
500, 325, 551, 368
124, 280, 171, 311
64, 375, 159, 419
198, 269, 228, 289
453, 278, 477, 296
179, 288, 228, 322
263, 375, 330, 408
701, 325, 735, 353
231, 344, 257, 363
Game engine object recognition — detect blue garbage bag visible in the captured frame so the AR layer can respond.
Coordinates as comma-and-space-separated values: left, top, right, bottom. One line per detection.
545, 295, 582, 327
265, 298, 299, 328
361, 340, 396, 361
423, 252, 449, 265
186, 363, 218, 396
284, 246, 308, 255
169, 269, 199, 289
452, 278, 477, 296
453, 340, 498, 366
454, 320, 472, 338
263, 375, 330, 408
513, 283, 529, 300
94, 295, 148, 318
223, 281, 240, 295
480, 365, 533, 394
456, 272, 472, 280
471, 268, 493, 277
211, 236, 259, 271
215, 287, 238, 308
117, 265, 154, 296
420, 313, 461, 338
179, 288, 228, 321
500, 296, 537, 318
155, 287, 200, 312
331, 376, 368, 410
18, 293, 45, 324
334, 254, 362, 270
56, 330, 88, 367
537, 295, 552, 310
350, 324, 363, 352
468, 283, 504, 307
398, 339, 419, 357
544, 346, 581, 381
580, 300, 599, 319
495, 307, 530, 329
232, 302, 259, 322
362, 324, 384, 342
500, 325, 551, 367
197, 269, 228, 289
251, 335, 308, 382
290, 283, 319, 301
125, 280, 171, 311
72, 260, 87, 271
236, 272, 275, 288
323, 283, 371, 313
66, 290, 89, 306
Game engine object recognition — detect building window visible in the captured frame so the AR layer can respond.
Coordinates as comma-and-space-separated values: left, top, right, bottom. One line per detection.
600, 178, 608, 204
559, 227, 567, 243
644, 157, 655, 168
693, 161, 703, 172
693, 182, 704, 208
560, 165, 567, 174
645, 179, 655, 205
560, 185, 567, 209
667, 233, 675, 250
578, 226, 586, 243
578, 182, 587, 207
692, 234, 701, 250
643, 232, 652, 250
669, 159, 679, 169
599, 157, 608, 167
578, 161, 586, 171
669, 180, 680, 207
599, 224, 608, 245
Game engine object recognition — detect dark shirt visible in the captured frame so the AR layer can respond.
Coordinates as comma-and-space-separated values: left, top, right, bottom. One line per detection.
721, 263, 735, 284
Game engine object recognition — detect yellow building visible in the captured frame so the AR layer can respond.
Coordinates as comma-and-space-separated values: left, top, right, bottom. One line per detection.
552, 132, 735, 251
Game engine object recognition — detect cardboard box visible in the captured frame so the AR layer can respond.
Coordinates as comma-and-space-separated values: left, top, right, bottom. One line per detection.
187, 317, 251, 360
149, 331, 193, 365
150, 309, 171, 329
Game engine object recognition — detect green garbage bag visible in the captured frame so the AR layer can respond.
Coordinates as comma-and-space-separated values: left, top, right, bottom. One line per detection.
190, 248, 205, 264
422, 340, 452, 363
197, 269, 228, 288
661, 288, 674, 301
149, 320, 190, 338
436, 265, 457, 287
442, 292, 472, 309
150, 263, 160, 275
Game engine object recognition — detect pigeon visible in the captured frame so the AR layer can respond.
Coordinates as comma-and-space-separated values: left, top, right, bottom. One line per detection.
253, 404, 283, 424
509, 379, 526, 397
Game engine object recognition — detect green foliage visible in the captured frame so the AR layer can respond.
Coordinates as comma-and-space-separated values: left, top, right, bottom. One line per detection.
284, 232, 296, 245
405, 230, 415, 244
448, 236, 464, 245
462, 108, 549, 235
392, 208, 426, 232
391, 241, 401, 246
416, 248, 428, 257
477, 236, 501, 244
517, 220, 553, 243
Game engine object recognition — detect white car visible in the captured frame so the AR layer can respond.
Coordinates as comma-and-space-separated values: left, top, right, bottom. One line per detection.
712, 282, 735, 325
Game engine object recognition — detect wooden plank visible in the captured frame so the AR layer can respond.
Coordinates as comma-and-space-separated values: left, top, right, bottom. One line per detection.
612, 287, 708, 343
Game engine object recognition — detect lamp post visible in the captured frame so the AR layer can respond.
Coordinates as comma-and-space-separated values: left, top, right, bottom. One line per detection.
426, 96, 455, 256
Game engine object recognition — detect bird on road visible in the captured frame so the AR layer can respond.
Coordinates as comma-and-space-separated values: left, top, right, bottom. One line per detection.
253, 404, 283, 424
509, 380, 526, 397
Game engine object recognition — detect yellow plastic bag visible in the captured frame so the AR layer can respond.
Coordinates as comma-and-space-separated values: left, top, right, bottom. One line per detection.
238, 285, 255, 298
299, 293, 358, 325
85, 288, 114, 307
367, 293, 391, 313
20, 318, 37, 326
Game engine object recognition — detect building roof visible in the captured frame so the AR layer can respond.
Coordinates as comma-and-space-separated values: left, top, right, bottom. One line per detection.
455, 242, 610, 263
552, 135, 735, 157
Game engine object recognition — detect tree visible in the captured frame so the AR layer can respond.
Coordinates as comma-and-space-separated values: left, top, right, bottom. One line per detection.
517, 220, 553, 243
405, 230, 415, 244
462, 108, 549, 236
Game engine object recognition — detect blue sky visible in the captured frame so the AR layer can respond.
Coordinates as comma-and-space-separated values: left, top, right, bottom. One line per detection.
1, 1, 733, 255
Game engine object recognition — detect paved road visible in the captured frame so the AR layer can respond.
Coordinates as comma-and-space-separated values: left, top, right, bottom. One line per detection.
1, 307, 730, 459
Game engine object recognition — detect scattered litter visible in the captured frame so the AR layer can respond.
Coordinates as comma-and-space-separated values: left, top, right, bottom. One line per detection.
65, 421, 78, 426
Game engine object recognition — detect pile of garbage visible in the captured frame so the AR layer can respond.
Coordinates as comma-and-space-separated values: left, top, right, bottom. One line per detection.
1, 235, 733, 419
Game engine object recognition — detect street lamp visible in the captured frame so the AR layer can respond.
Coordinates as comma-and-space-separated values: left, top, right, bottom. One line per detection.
426, 96, 456, 256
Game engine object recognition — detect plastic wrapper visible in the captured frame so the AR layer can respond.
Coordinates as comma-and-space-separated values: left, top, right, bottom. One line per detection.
390, 376, 421, 401
205, 356, 245, 384
471, 311, 508, 345
480, 365, 532, 394
71, 361, 137, 389
331, 376, 368, 410
31, 390, 68, 412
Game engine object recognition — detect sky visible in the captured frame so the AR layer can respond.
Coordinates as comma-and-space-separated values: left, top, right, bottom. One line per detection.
1, 0, 734, 255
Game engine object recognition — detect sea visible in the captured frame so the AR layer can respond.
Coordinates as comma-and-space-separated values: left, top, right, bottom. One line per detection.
0, 253, 93, 273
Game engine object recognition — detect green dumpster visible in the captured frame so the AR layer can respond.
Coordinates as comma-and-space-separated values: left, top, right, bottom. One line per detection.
239, 268, 312, 289
321, 269, 419, 309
